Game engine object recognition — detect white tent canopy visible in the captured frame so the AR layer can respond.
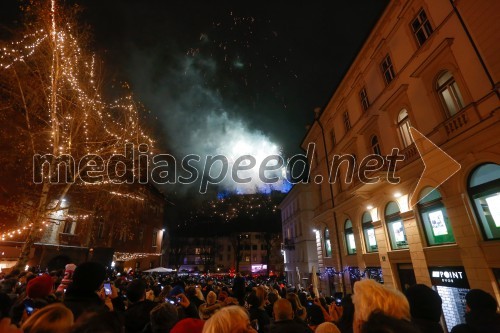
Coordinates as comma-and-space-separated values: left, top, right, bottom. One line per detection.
143, 267, 174, 273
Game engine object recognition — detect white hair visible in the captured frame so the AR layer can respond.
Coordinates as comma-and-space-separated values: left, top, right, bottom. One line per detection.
202, 306, 250, 333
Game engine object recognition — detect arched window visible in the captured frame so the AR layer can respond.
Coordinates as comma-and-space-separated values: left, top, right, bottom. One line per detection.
324, 228, 332, 257
362, 212, 378, 252
345, 220, 356, 255
385, 202, 408, 250
371, 135, 382, 155
436, 71, 464, 117
397, 109, 413, 148
417, 187, 455, 245
468, 163, 500, 240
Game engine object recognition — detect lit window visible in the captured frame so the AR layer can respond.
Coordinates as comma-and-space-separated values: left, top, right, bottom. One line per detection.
362, 212, 378, 252
324, 228, 332, 257
371, 135, 382, 155
97, 222, 104, 239
385, 202, 408, 250
418, 187, 455, 245
381, 55, 396, 84
343, 111, 351, 132
63, 220, 76, 234
397, 109, 413, 148
360, 87, 369, 111
345, 220, 356, 255
468, 163, 500, 240
436, 71, 464, 117
411, 9, 433, 46
152, 231, 157, 247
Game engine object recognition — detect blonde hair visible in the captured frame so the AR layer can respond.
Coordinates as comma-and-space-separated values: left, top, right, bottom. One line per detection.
316, 322, 341, 333
202, 306, 250, 333
352, 279, 410, 323
22, 303, 74, 333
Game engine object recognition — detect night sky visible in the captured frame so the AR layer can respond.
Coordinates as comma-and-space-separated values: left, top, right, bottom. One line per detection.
1, 0, 389, 195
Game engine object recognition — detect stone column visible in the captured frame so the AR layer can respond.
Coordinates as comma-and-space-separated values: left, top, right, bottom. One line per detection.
401, 210, 432, 286
372, 220, 398, 289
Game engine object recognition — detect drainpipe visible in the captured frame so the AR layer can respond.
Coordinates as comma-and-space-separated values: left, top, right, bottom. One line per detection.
449, 0, 497, 94
314, 108, 346, 295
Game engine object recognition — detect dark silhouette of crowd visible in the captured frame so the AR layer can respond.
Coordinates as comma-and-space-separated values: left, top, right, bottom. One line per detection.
0, 263, 498, 333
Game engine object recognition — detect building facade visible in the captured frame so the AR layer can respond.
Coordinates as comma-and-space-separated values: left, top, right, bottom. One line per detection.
279, 182, 320, 289
169, 231, 283, 276
281, 0, 499, 331
0, 184, 167, 272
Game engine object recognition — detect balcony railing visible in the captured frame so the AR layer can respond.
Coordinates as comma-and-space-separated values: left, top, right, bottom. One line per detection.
58, 232, 80, 246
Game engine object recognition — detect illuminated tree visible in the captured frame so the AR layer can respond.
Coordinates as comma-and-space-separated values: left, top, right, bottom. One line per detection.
0, 0, 154, 268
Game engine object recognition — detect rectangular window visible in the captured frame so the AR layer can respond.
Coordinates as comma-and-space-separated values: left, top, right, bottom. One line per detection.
195, 247, 201, 254
97, 223, 104, 239
360, 87, 369, 111
411, 9, 433, 46
152, 231, 157, 247
252, 244, 257, 250
381, 55, 395, 84
343, 111, 351, 132
245, 256, 250, 262
63, 220, 76, 234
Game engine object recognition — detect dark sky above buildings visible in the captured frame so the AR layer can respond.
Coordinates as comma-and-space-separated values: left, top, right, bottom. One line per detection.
1, 0, 388, 195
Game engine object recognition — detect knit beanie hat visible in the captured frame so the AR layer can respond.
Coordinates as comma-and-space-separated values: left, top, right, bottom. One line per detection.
465, 289, 497, 312
71, 262, 106, 292
170, 318, 204, 333
404, 284, 442, 322
56, 263, 76, 293
26, 274, 53, 299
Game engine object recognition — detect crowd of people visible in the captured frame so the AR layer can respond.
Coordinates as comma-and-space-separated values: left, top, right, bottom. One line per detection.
0, 262, 498, 333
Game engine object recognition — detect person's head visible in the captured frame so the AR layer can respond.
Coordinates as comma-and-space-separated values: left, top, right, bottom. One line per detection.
316, 322, 341, 333
26, 274, 53, 299
267, 291, 278, 305
202, 306, 257, 333
404, 284, 442, 322
71, 262, 106, 293
465, 289, 498, 313
127, 279, 147, 304
150, 302, 178, 333
206, 290, 217, 305
254, 286, 267, 307
360, 311, 421, 333
247, 292, 260, 308
286, 293, 305, 318
307, 304, 325, 326
273, 299, 294, 321
22, 303, 74, 333
352, 279, 410, 333
170, 318, 205, 333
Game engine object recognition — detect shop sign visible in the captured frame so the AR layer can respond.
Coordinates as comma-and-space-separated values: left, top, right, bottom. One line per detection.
429, 266, 470, 288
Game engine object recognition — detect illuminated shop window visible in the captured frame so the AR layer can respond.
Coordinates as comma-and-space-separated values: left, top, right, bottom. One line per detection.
362, 212, 378, 252
385, 201, 408, 250
468, 163, 500, 240
324, 228, 332, 257
345, 220, 356, 255
436, 71, 464, 117
418, 187, 456, 245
